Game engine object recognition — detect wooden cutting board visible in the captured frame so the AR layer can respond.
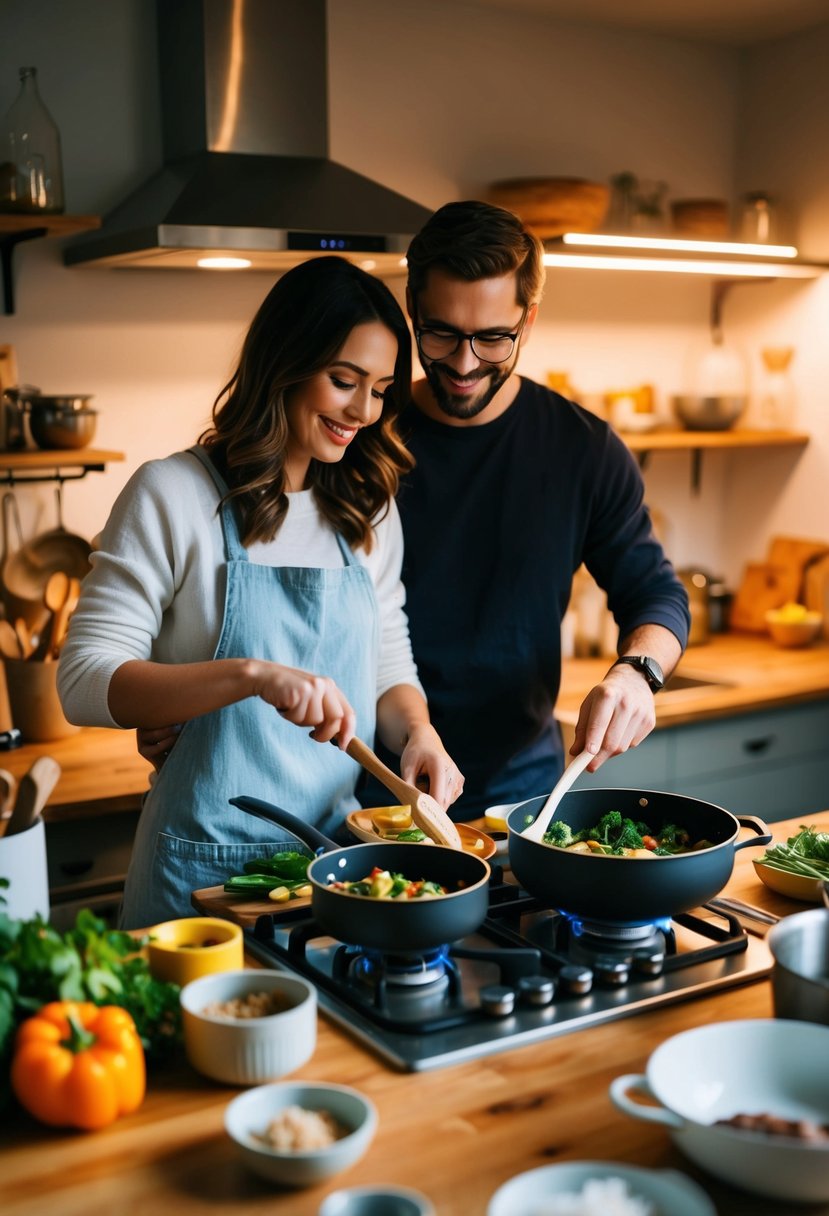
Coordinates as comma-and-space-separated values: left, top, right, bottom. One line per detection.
730, 561, 801, 632
191, 885, 311, 928
804, 553, 829, 639
767, 535, 829, 599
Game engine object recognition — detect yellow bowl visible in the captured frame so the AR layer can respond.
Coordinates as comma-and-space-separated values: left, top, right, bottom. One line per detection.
147, 916, 244, 985
764, 609, 823, 648
753, 860, 823, 904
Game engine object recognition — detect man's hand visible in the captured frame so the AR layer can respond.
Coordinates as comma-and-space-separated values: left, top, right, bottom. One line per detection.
570, 664, 657, 771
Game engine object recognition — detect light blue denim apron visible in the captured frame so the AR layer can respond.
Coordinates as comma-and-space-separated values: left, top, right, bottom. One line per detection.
120, 446, 378, 928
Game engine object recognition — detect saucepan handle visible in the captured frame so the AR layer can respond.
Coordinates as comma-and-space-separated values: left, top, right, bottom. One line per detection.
229, 795, 335, 854
609, 1074, 684, 1130
733, 815, 772, 852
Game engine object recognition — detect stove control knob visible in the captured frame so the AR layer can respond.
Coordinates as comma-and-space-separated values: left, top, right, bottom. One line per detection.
593, 956, 630, 986
517, 975, 555, 1006
631, 947, 665, 977
558, 963, 593, 996
480, 984, 516, 1018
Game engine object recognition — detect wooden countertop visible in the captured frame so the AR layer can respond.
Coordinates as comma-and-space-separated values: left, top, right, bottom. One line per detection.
2, 813, 827, 1216
558, 630, 829, 730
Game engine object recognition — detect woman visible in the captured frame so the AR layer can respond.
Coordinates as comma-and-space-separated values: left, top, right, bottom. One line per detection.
58, 257, 464, 928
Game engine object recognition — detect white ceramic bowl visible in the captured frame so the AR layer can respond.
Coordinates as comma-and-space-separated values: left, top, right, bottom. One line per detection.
319, 1185, 435, 1215
180, 969, 316, 1085
225, 1081, 377, 1188
487, 1160, 715, 1216
610, 1018, 829, 1202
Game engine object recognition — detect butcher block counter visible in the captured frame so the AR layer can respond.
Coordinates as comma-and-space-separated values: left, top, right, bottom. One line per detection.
2, 813, 827, 1216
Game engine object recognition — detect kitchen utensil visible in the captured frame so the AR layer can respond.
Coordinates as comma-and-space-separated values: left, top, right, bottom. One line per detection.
486, 177, 609, 237
42, 569, 70, 660
182, 970, 317, 1086
488, 1161, 715, 1216
506, 788, 771, 923
29, 403, 97, 450
224, 1080, 376, 1188
1, 485, 91, 636
50, 574, 80, 657
520, 750, 592, 842
344, 736, 463, 850
0, 815, 48, 918
3, 656, 80, 740
230, 796, 490, 953
4, 754, 61, 836
671, 394, 747, 431
767, 908, 829, 1025
0, 619, 22, 658
611, 1019, 829, 1203
13, 617, 33, 658
730, 560, 801, 632
707, 895, 778, 936
0, 767, 17, 814
345, 809, 495, 858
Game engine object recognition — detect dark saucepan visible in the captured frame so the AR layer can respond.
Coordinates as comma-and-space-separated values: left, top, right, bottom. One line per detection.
506, 788, 771, 924
230, 796, 491, 952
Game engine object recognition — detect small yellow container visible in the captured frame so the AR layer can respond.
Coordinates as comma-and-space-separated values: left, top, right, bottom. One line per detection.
146, 916, 244, 986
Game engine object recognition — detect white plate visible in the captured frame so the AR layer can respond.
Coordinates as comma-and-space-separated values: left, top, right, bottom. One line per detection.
487, 1160, 716, 1216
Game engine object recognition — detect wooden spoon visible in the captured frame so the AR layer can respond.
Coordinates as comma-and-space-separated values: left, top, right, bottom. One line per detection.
43, 570, 70, 662
4, 755, 61, 837
13, 617, 33, 659
0, 619, 22, 659
50, 575, 81, 658
345, 736, 463, 850
520, 750, 593, 843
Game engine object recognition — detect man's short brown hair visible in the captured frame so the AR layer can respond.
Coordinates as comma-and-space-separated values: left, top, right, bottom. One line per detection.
406, 200, 546, 308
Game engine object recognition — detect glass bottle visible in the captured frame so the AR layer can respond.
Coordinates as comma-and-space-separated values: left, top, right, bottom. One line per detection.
0, 67, 65, 214
757, 347, 796, 430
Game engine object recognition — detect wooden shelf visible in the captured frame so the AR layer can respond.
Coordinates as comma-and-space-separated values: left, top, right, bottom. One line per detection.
0, 448, 124, 484
0, 213, 101, 314
620, 427, 809, 452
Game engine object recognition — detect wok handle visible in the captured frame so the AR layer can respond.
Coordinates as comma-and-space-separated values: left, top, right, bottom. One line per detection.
733, 815, 772, 852
609, 1074, 684, 1130
229, 795, 335, 853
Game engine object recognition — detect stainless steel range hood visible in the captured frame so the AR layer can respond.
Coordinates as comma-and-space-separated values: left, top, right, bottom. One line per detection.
64, 0, 431, 275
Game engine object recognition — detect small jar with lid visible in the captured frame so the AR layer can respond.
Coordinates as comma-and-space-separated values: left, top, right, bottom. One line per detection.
740, 192, 777, 244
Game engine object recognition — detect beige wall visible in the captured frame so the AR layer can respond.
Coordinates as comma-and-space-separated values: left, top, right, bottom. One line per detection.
1, 0, 825, 586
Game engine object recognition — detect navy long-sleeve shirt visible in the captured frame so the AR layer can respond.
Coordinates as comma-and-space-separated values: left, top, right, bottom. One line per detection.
366, 378, 690, 819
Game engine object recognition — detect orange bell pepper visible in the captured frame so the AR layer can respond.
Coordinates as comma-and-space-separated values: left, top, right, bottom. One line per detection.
10, 1000, 146, 1131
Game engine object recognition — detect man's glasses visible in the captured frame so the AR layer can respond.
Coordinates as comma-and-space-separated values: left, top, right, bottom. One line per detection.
414, 308, 527, 365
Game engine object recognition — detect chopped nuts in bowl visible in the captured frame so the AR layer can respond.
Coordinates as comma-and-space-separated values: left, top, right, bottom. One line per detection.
180, 969, 317, 1085
225, 1081, 377, 1188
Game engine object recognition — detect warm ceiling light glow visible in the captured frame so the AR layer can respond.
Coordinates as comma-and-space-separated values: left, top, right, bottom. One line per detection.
360, 258, 378, 271
542, 253, 817, 277
561, 232, 799, 258
197, 256, 253, 269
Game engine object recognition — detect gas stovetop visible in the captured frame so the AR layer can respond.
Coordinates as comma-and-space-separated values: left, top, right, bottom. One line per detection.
245, 878, 772, 1071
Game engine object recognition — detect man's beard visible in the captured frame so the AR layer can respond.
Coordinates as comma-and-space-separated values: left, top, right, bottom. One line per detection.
422, 360, 512, 420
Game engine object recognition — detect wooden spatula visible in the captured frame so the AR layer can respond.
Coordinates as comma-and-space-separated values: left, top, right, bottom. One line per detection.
345, 736, 463, 850
4, 755, 61, 837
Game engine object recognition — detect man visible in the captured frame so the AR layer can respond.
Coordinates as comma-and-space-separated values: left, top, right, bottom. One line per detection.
140, 201, 689, 820
366, 199, 689, 818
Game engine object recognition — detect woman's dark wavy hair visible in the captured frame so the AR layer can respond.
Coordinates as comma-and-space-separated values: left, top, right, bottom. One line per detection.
200, 256, 413, 553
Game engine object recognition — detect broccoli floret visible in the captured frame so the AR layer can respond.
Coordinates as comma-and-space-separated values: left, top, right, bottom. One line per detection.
544, 820, 574, 848
657, 823, 690, 852
594, 810, 623, 844
614, 820, 645, 853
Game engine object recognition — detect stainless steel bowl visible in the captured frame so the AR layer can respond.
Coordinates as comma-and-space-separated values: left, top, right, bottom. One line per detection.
767, 908, 829, 1026
671, 394, 747, 431
29, 404, 98, 450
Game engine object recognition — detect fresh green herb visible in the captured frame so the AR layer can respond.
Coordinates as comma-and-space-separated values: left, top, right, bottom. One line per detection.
395, 828, 427, 842
242, 851, 311, 880
223, 873, 311, 894
760, 825, 829, 881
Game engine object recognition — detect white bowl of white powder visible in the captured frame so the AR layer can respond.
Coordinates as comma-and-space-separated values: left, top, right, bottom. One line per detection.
486, 1161, 715, 1216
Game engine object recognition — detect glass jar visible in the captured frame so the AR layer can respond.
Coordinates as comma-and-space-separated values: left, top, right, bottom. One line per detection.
740, 192, 777, 244
0, 66, 65, 214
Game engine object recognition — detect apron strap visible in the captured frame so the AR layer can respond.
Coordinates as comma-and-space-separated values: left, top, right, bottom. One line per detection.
187, 445, 248, 563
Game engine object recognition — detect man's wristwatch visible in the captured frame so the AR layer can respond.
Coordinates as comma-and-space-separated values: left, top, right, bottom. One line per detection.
612, 655, 665, 692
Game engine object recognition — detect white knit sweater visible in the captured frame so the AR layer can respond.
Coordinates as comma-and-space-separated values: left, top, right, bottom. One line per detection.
57, 450, 423, 727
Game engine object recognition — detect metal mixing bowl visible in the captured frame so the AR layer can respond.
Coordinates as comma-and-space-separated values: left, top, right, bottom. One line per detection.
671, 394, 747, 431
29, 404, 98, 450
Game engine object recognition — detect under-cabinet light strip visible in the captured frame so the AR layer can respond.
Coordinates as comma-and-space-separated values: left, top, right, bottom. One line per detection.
561, 233, 798, 258
542, 253, 817, 277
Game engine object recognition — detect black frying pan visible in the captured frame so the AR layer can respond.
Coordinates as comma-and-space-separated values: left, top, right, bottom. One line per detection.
506, 788, 771, 924
230, 796, 491, 952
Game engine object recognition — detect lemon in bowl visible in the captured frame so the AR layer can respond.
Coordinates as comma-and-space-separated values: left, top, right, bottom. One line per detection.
765, 603, 823, 648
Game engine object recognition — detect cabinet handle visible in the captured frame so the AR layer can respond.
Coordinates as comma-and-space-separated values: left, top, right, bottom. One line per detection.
742, 736, 774, 755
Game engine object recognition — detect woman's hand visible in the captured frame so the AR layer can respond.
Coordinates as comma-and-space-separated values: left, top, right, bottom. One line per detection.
399, 722, 465, 810
136, 724, 182, 773
253, 663, 357, 748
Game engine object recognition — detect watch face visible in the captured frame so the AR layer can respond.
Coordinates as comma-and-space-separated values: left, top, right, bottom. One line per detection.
642, 657, 664, 690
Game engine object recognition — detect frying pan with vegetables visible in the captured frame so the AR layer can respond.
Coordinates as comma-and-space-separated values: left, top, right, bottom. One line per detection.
230, 796, 491, 952
506, 788, 771, 924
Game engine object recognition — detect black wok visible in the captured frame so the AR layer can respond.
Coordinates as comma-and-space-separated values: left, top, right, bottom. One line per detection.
230, 796, 491, 952
506, 788, 771, 924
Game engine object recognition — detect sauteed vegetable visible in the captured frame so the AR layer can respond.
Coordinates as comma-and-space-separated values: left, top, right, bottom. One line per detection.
543, 811, 711, 857
330, 866, 449, 900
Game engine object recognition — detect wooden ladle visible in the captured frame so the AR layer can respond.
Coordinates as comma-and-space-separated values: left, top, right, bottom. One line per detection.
43, 570, 70, 662
345, 736, 463, 850
520, 750, 593, 843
